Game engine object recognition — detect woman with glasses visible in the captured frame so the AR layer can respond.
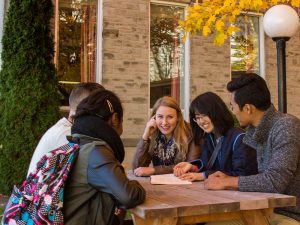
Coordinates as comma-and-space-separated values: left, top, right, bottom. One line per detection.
173, 92, 258, 181
132, 96, 201, 177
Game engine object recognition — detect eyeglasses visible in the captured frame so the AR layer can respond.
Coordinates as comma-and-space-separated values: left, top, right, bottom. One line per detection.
192, 115, 207, 123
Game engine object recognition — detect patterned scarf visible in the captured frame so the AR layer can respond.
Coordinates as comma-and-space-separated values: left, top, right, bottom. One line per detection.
152, 133, 178, 166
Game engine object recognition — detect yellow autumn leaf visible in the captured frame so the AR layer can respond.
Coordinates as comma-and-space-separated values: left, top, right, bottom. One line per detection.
232, 8, 241, 16
260, 1, 269, 9
180, 0, 299, 46
229, 15, 236, 23
252, 0, 263, 8
270, 0, 279, 4
291, 0, 300, 6
191, 3, 201, 11
215, 19, 225, 31
208, 15, 217, 24
214, 31, 227, 45
224, 0, 232, 7
195, 18, 204, 30
239, 0, 246, 8
227, 26, 240, 35
203, 26, 211, 36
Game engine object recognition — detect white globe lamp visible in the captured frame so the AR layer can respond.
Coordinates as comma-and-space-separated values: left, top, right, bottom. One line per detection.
263, 5, 300, 113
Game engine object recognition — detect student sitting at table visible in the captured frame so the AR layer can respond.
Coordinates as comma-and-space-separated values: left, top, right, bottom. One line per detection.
132, 96, 201, 176
27, 82, 104, 176
173, 92, 258, 181
204, 73, 300, 225
64, 89, 145, 225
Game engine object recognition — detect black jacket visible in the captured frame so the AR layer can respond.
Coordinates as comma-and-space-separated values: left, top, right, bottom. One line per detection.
64, 134, 146, 225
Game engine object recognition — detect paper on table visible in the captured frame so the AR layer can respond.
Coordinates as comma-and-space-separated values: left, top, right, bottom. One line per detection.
150, 173, 192, 185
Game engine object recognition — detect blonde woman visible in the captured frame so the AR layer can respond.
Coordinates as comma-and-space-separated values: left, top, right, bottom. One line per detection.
133, 96, 201, 176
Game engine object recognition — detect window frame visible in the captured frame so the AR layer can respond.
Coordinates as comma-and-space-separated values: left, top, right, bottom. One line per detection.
150, 0, 190, 120
54, 0, 103, 86
230, 12, 265, 79
96, 0, 103, 83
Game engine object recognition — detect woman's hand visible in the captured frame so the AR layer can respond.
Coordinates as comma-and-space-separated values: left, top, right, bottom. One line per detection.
173, 162, 193, 177
134, 167, 155, 177
142, 116, 157, 140
179, 172, 204, 182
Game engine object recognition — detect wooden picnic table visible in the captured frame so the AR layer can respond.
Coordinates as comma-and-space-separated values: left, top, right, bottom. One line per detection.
127, 172, 296, 225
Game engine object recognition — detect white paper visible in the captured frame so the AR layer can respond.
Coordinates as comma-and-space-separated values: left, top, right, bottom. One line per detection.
150, 173, 192, 185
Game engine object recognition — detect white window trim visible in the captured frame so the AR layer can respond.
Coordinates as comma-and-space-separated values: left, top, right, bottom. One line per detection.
183, 31, 190, 121
242, 12, 265, 79
230, 12, 265, 79
258, 15, 266, 79
151, 0, 187, 7
0, 0, 7, 69
150, 0, 190, 120
96, 0, 103, 84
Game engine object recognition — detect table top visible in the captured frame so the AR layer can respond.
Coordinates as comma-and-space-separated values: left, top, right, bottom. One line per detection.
128, 172, 296, 220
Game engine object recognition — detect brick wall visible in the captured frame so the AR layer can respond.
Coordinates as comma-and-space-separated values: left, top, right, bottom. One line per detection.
102, 0, 150, 139
102, 0, 300, 144
189, 34, 232, 107
264, 34, 300, 118
190, 32, 300, 118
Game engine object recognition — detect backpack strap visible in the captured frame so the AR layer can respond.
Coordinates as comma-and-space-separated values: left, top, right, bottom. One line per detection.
206, 136, 224, 170
232, 133, 245, 152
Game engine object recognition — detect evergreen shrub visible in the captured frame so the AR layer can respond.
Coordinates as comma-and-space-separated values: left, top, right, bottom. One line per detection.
0, 0, 59, 194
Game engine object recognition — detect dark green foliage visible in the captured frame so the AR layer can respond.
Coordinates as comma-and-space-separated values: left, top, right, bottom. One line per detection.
0, 0, 59, 194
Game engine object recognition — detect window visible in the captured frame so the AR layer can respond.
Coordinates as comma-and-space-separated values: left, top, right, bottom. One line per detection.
230, 15, 264, 79
54, 0, 98, 105
150, 2, 188, 111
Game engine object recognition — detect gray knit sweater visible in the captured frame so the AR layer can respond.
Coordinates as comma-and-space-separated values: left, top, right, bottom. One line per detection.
238, 105, 300, 221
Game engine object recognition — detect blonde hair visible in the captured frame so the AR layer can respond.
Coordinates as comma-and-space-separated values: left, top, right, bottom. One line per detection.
149, 96, 191, 162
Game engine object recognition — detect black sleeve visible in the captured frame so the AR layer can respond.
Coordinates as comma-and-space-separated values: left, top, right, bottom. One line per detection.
87, 146, 146, 209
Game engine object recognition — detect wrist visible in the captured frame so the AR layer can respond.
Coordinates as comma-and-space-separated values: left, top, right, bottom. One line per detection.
142, 134, 149, 141
142, 134, 149, 140
195, 172, 205, 181
190, 165, 198, 172
224, 176, 239, 190
142, 137, 149, 142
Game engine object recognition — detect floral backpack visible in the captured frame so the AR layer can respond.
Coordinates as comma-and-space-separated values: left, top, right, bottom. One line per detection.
2, 142, 80, 225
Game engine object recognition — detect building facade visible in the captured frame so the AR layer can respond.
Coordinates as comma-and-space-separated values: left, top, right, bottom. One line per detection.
1, 0, 299, 166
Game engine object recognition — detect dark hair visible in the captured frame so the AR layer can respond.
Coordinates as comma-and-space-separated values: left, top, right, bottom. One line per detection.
227, 73, 271, 110
74, 89, 123, 121
189, 92, 234, 145
69, 82, 104, 112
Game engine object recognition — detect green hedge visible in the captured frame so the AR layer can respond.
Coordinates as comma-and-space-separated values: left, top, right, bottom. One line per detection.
0, 0, 59, 194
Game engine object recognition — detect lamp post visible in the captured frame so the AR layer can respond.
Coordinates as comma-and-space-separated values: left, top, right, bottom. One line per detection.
263, 5, 299, 113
